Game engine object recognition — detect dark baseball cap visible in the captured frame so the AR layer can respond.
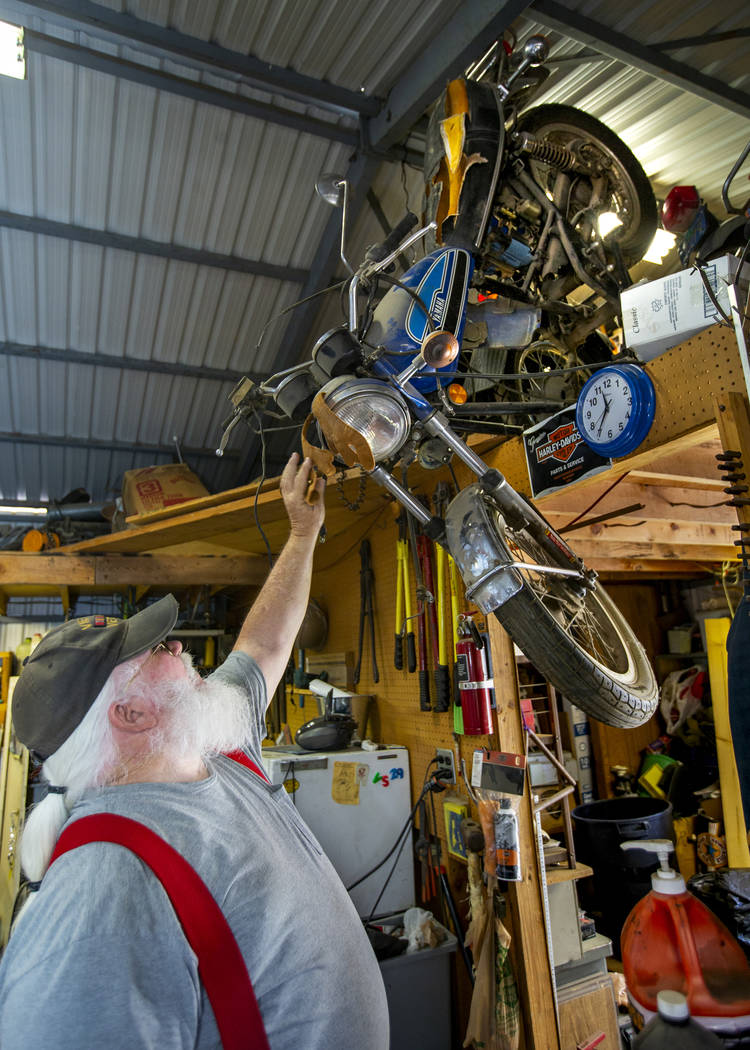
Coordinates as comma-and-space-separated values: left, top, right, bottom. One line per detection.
13, 594, 179, 759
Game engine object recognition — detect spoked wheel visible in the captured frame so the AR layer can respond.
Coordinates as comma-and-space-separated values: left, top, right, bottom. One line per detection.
516, 104, 658, 268
516, 338, 586, 415
493, 510, 658, 728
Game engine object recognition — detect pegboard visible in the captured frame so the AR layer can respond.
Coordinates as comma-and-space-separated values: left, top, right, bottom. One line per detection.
472, 323, 747, 498
638, 323, 745, 453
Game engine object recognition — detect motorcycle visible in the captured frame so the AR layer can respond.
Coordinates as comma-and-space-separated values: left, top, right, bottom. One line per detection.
221, 35, 659, 729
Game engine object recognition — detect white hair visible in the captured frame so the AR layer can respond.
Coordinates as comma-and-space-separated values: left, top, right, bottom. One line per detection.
20, 671, 120, 885
19, 651, 253, 888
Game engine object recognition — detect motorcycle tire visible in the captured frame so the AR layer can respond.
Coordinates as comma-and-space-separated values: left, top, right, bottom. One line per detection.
491, 517, 658, 728
516, 104, 658, 266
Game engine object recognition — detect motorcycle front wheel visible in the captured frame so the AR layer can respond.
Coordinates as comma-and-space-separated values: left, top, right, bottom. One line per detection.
493, 514, 658, 728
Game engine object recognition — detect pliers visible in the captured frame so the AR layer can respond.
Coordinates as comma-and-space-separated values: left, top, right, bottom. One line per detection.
354, 538, 378, 686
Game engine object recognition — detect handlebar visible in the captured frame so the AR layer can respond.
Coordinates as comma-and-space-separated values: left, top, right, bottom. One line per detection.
364, 211, 419, 265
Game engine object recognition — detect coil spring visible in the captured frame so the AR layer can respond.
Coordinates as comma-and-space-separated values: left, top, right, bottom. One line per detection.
522, 136, 581, 172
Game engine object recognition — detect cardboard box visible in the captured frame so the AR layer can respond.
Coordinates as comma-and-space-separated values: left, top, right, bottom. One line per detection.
620, 254, 749, 361
122, 464, 209, 517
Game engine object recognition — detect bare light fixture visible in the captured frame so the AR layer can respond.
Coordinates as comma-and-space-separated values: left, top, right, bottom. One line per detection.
0, 21, 25, 80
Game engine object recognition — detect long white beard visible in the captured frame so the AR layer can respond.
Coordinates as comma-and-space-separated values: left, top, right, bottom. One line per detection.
156, 659, 256, 759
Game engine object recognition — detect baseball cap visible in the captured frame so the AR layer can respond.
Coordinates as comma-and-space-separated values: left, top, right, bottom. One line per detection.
13, 594, 179, 759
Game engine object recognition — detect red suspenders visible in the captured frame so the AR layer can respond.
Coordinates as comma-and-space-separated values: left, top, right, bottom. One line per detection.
47, 754, 272, 1050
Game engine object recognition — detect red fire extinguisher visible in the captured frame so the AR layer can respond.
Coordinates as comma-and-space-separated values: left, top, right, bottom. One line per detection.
455, 615, 493, 736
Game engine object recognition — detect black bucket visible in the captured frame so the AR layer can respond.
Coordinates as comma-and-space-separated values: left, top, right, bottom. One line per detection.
572, 797, 675, 955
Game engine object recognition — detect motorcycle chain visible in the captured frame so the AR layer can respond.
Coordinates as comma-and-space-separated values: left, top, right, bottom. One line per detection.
336, 469, 367, 511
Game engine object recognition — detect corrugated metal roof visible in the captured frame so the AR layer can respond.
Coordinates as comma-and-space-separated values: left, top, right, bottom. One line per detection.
0, 0, 747, 513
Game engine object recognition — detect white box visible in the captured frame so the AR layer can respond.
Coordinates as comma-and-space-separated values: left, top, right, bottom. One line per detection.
620, 254, 749, 361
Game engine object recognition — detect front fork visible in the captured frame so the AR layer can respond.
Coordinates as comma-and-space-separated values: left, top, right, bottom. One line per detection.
369, 408, 589, 580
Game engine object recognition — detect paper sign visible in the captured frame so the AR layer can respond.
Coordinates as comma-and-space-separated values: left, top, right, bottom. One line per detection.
331, 761, 360, 805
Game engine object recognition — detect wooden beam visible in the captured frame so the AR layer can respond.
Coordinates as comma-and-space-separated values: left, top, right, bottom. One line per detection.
627, 471, 725, 491
0, 553, 268, 587
488, 616, 561, 1049
540, 481, 733, 526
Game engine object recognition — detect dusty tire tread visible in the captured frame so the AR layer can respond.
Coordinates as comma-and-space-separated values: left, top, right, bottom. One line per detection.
496, 583, 658, 729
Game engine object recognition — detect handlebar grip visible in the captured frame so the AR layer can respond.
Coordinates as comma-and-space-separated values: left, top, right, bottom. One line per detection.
366, 212, 419, 264
406, 632, 417, 674
394, 634, 403, 671
418, 669, 431, 711
434, 665, 451, 713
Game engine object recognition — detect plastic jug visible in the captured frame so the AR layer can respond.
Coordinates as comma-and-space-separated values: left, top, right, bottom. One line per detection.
633, 990, 723, 1047
621, 839, 750, 1039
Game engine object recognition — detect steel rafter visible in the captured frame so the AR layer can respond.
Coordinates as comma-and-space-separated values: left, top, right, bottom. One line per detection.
1, 431, 239, 460
10, 0, 380, 117
0, 208, 308, 284
0, 341, 253, 384
366, 0, 533, 151
530, 0, 750, 119
24, 31, 362, 148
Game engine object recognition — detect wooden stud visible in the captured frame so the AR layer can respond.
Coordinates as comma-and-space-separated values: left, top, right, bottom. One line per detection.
488, 615, 561, 1050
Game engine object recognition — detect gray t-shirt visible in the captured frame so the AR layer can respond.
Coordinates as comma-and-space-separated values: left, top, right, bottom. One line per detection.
0, 651, 389, 1049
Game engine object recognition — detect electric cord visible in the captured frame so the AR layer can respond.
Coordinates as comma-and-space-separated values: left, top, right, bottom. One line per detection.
346, 755, 439, 894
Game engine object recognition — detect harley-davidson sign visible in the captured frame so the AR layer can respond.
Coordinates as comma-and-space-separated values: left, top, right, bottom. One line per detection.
523, 405, 611, 498
535, 422, 582, 464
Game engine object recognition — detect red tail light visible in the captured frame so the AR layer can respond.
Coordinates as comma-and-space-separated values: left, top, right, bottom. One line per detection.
661, 185, 700, 233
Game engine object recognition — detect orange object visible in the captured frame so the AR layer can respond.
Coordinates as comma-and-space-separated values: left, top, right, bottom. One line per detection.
621, 841, 750, 1026
447, 383, 468, 405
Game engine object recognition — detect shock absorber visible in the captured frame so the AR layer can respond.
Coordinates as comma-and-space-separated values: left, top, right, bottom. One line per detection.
516, 131, 585, 174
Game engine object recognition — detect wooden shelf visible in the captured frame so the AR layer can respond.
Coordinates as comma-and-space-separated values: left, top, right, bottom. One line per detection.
546, 861, 594, 885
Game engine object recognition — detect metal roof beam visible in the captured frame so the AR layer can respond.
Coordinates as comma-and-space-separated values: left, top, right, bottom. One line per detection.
365, 0, 533, 151
652, 28, 750, 52
0, 207, 308, 284
0, 431, 239, 461
0, 340, 254, 383
530, 0, 750, 118
10, 0, 380, 117
24, 30, 361, 148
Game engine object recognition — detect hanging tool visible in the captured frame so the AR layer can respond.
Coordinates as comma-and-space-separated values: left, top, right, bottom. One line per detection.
354, 539, 379, 686
394, 514, 417, 673
448, 552, 464, 734
432, 484, 452, 712
415, 799, 436, 903
418, 533, 441, 710
406, 509, 431, 711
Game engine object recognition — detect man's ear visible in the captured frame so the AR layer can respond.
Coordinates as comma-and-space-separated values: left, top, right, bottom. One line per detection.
108, 698, 158, 734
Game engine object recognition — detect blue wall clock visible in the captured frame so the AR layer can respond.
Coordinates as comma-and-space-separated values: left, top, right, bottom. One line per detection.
575, 362, 655, 458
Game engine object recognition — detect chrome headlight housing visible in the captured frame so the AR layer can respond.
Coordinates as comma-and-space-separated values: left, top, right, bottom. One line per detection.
320, 377, 411, 462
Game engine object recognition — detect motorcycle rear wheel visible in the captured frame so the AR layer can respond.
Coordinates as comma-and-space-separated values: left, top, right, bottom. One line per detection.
493, 515, 658, 728
517, 104, 657, 266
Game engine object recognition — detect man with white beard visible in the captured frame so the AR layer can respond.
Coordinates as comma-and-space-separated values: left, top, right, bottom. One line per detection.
0, 454, 390, 1050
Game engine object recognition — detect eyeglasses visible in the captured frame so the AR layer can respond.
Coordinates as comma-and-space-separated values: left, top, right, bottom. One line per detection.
121, 640, 175, 692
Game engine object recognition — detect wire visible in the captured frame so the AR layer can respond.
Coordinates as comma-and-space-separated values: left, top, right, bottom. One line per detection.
251, 409, 275, 570
347, 758, 438, 895
254, 280, 348, 353
561, 470, 630, 531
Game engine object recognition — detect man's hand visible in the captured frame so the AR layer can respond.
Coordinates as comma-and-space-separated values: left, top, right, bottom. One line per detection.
280, 453, 326, 540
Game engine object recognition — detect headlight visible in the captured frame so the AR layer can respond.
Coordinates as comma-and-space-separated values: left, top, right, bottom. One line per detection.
320, 378, 411, 462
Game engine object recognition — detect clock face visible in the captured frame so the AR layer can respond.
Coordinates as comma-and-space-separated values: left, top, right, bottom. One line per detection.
580, 373, 633, 446
575, 363, 655, 458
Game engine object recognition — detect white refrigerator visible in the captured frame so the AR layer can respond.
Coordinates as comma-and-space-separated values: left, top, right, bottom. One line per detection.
261, 745, 415, 919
